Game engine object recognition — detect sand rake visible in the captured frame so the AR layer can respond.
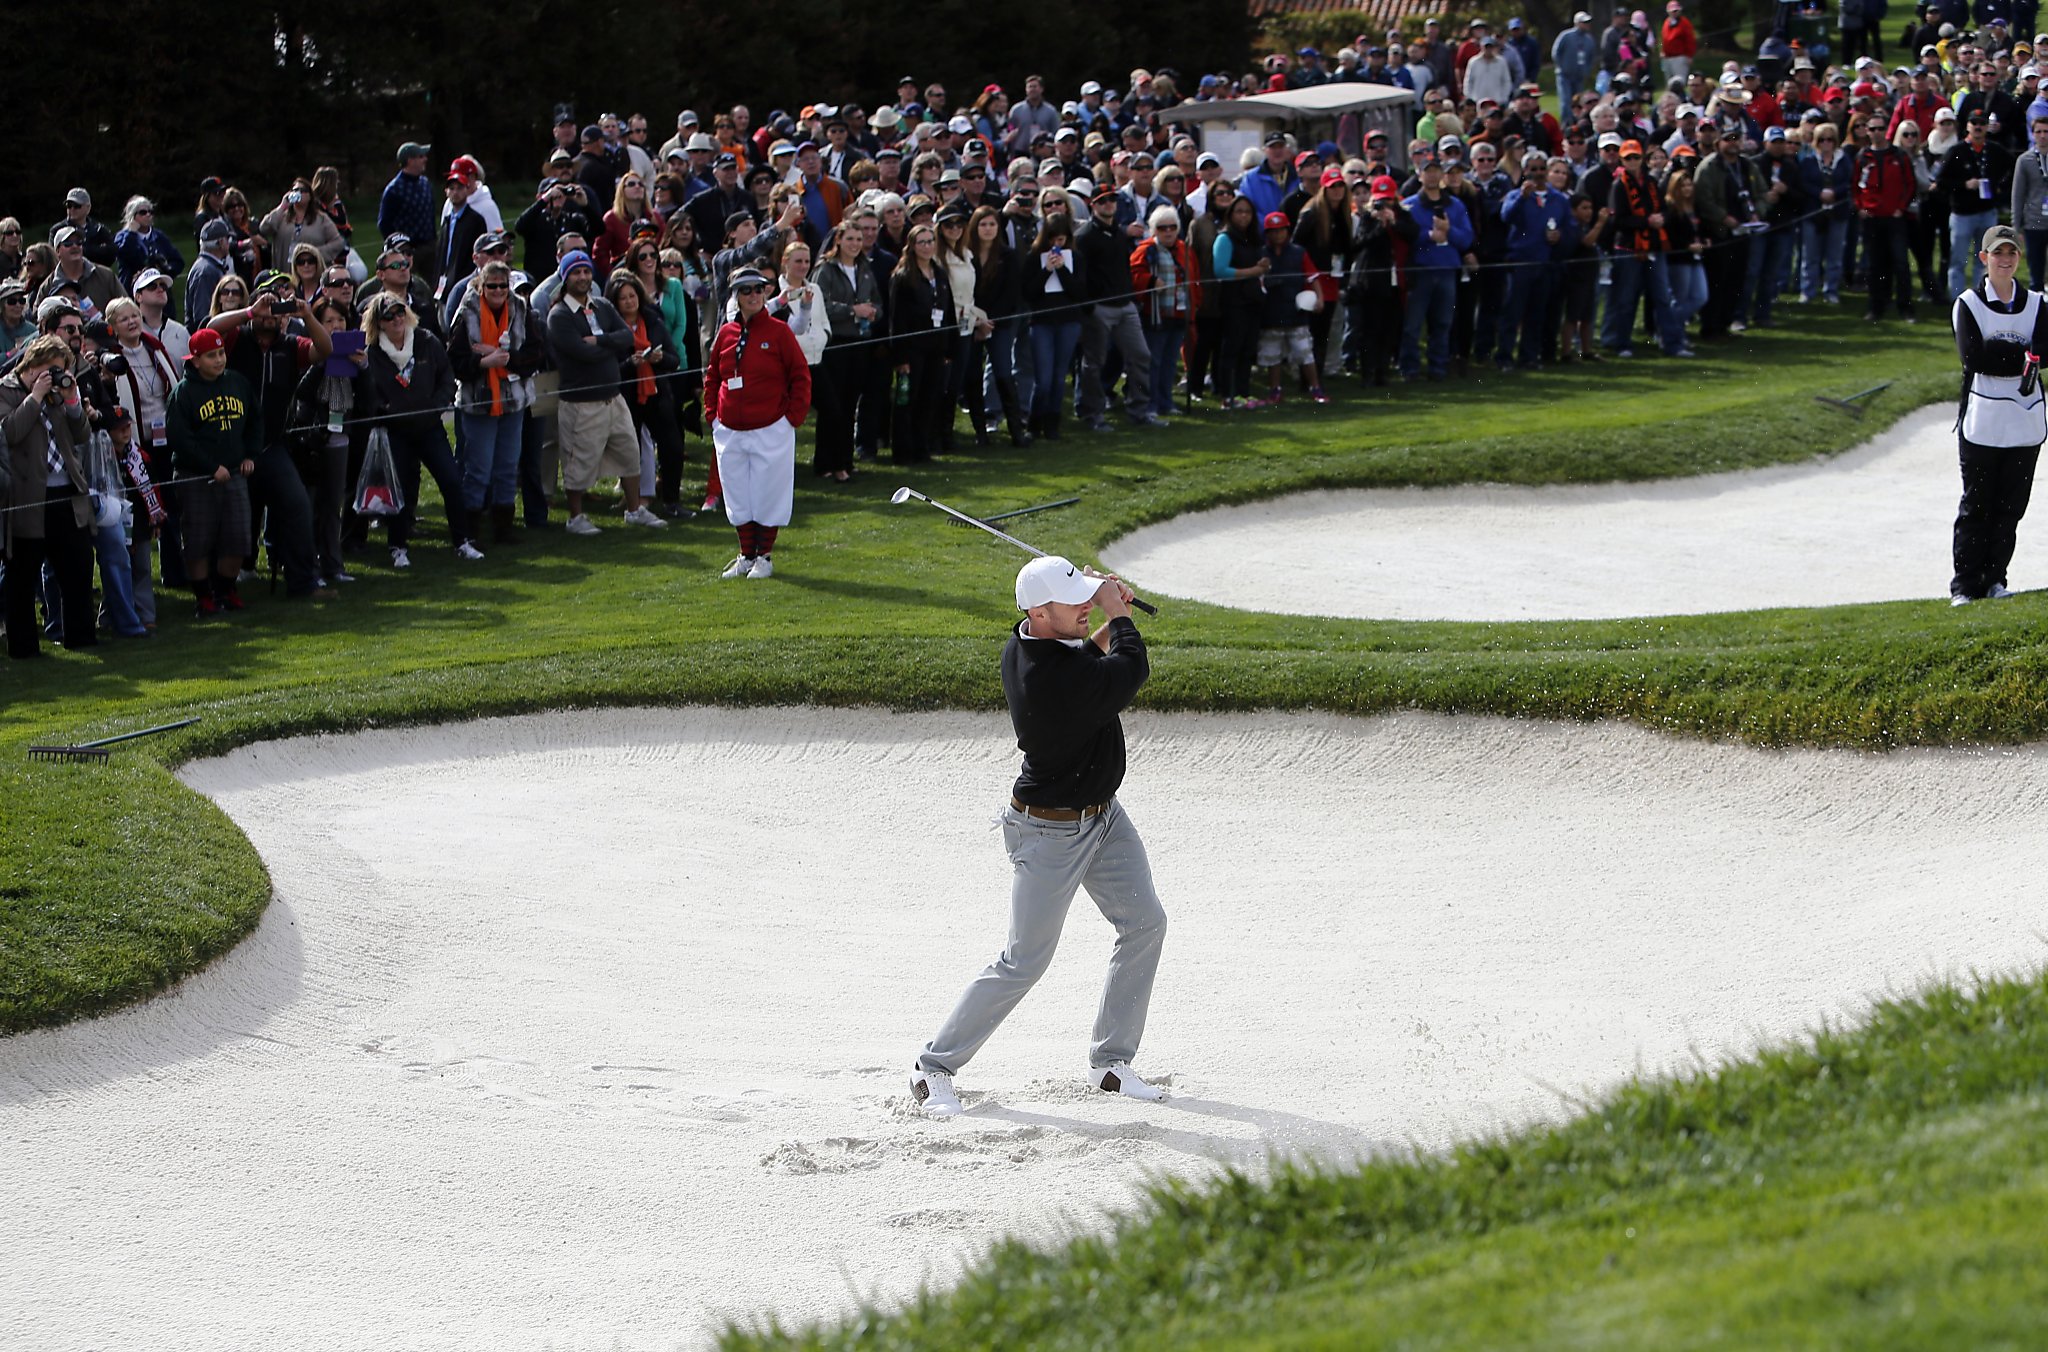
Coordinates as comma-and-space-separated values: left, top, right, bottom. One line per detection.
1813, 382, 1892, 418
27, 717, 202, 764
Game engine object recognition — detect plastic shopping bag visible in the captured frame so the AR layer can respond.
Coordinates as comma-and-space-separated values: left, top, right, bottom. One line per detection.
353, 426, 405, 516
86, 430, 128, 530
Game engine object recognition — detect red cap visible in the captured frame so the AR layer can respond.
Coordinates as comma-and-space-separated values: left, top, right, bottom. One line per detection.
1369, 174, 1400, 199
445, 159, 476, 184
1293, 149, 1319, 167
451, 154, 483, 181
1321, 165, 1347, 188
187, 327, 225, 360
1263, 210, 1291, 230
1619, 139, 1644, 157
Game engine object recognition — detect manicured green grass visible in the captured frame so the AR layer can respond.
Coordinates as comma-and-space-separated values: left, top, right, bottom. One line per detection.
0, 311, 2003, 1033
6, 310, 2042, 1348
722, 971, 2048, 1350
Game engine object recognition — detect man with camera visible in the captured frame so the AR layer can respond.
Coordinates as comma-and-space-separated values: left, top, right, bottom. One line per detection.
204, 271, 334, 601
514, 168, 594, 273
1, 334, 97, 656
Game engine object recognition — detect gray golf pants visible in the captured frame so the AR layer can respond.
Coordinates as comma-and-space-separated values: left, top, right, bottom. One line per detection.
1077, 303, 1151, 422
920, 799, 1167, 1075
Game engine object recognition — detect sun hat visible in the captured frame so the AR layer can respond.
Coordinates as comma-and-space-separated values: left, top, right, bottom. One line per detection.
1016, 556, 1104, 611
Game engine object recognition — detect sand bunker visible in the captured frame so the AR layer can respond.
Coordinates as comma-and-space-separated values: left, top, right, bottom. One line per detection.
1104, 407, 1990, 621
5, 706, 2044, 1348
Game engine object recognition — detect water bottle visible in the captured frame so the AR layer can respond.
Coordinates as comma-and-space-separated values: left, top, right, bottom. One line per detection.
894, 369, 910, 406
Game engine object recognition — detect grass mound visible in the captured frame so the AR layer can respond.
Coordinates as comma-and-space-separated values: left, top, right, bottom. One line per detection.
723, 970, 2048, 1350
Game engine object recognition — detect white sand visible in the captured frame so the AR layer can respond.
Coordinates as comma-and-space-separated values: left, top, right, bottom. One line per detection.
1104, 407, 1992, 621
5, 706, 2044, 1350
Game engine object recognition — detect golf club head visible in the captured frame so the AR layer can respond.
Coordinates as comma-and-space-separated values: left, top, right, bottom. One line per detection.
890, 487, 915, 505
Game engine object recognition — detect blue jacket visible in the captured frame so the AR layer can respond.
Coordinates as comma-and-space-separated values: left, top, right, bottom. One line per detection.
377, 171, 437, 258
1500, 186, 1576, 262
1551, 27, 1598, 81
1799, 147, 1857, 222
1237, 162, 1301, 219
1403, 191, 1474, 272
112, 227, 185, 292
1258, 240, 1314, 328
1510, 33, 1542, 75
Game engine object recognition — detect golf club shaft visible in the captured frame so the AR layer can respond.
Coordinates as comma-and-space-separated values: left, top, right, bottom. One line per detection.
910, 491, 1158, 615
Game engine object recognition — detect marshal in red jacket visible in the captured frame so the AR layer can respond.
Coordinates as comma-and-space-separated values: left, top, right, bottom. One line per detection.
703, 312, 813, 432
1853, 145, 1917, 218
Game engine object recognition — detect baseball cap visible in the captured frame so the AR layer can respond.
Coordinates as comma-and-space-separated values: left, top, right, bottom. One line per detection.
53, 225, 82, 246
1763, 126, 1787, 141
948, 115, 974, 134
201, 217, 234, 242
1573, 8, 1592, 18
1196, 152, 1221, 169
397, 140, 430, 160
1369, 174, 1400, 199
678, 109, 700, 126
186, 327, 225, 360
1320, 165, 1347, 188
132, 268, 169, 292
1080, 80, 1103, 95
1984, 223, 2023, 251
64, 187, 90, 207
1620, 139, 1644, 156
1016, 556, 1104, 611
1262, 210, 1291, 229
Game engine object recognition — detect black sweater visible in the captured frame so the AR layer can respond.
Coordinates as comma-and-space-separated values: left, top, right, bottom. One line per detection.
1002, 616, 1149, 808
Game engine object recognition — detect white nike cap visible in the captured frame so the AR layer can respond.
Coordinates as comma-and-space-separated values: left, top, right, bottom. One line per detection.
1016, 555, 1103, 610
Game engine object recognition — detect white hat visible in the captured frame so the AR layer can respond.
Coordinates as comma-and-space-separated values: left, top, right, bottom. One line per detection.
1935, 105, 1958, 121
685, 131, 714, 151
131, 267, 171, 292
1016, 556, 1103, 610
2024, 65, 2043, 78
1598, 130, 1624, 148
1080, 80, 1103, 95
948, 115, 974, 134
1573, 8, 1592, 19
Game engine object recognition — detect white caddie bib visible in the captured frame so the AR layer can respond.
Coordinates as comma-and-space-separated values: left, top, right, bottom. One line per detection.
1957, 285, 2048, 448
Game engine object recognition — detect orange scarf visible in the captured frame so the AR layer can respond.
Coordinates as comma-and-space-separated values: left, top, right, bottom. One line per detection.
629, 315, 655, 404
478, 298, 508, 416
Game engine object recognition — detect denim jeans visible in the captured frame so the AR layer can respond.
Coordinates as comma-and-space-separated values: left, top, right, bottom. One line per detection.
1753, 227, 1797, 323
1667, 259, 1708, 326
1801, 215, 1849, 301
1603, 253, 1685, 353
1143, 319, 1186, 415
1028, 318, 1082, 418
1557, 73, 1585, 109
91, 517, 145, 636
1495, 261, 1552, 366
457, 410, 525, 512
1399, 267, 1457, 376
1951, 207, 1998, 295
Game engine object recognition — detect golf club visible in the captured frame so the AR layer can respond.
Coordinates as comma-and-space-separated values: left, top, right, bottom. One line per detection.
891, 487, 1159, 615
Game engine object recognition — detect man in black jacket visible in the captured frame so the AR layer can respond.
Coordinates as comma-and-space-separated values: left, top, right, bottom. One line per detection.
911, 555, 1169, 1117
1942, 111, 2017, 294
1073, 187, 1161, 430
435, 166, 491, 302
685, 153, 754, 250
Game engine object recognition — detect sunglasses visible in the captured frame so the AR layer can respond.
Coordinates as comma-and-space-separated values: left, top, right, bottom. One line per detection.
733, 282, 769, 295
481, 282, 510, 291
661, 261, 684, 270
216, 288, 247, 298
379, 307, 408, 320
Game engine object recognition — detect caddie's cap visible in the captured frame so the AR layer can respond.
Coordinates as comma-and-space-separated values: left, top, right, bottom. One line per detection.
1983, 223, 2023, 252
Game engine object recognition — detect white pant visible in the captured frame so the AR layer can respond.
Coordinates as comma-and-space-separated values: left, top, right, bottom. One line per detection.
711, 417, 796, 527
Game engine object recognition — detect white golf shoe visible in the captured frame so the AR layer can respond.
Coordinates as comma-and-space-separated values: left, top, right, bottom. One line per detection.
1090, 1062, 1165, 1100
721, 555, 755, 579
910, 1067, 963, 1118
748, 556, 773, 579
623, 505, 668, 528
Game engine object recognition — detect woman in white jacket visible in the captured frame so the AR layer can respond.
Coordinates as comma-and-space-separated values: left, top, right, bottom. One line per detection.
771, 239, 829, 367
934, 201, 990, 448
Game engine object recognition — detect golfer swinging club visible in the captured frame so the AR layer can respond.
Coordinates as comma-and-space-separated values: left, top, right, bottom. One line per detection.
910, 556, 1169, 1118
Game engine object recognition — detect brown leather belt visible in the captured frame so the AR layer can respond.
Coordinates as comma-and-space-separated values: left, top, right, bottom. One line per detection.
1011, 797, 1109, 822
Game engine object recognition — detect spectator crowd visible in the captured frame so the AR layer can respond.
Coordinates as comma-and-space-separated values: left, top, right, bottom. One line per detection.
1, 8, 2032, 653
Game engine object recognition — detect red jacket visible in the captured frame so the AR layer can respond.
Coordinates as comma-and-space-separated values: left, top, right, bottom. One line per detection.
1660, 16, 1697, 58
1854, 145, 1917, 217
1889, 92, 1946, 141
704, 311, 812, 431
1129, 236, 1203, 325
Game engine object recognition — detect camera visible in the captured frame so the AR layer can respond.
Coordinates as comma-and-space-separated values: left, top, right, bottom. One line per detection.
97, 350, 129, 378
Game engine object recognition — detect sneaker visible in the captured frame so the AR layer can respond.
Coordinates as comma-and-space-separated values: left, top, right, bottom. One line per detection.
217, 587, 245, 612
1950, 594, 1972, 607
749, 555, 774, 579
910, 1067, 963, 1118
564, 514, 600, 536
1903, 314, 1919, 325
1082, 417, 1111, 433
1612, 348, 1634, 359
327, 570, 356, 584
193, 593, 221, 618
1310, 387, 1331, 404
1090, 1062, 1165, 1101
700, 496, 724, 514
1729, 320, 1748, 334
623, 505, 669, 528
721, 554, 755, 579
455, 541, 485, 561
1672, 347, 1699, 359
391, 548, 411, 569
1990, 582, 2016, 599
